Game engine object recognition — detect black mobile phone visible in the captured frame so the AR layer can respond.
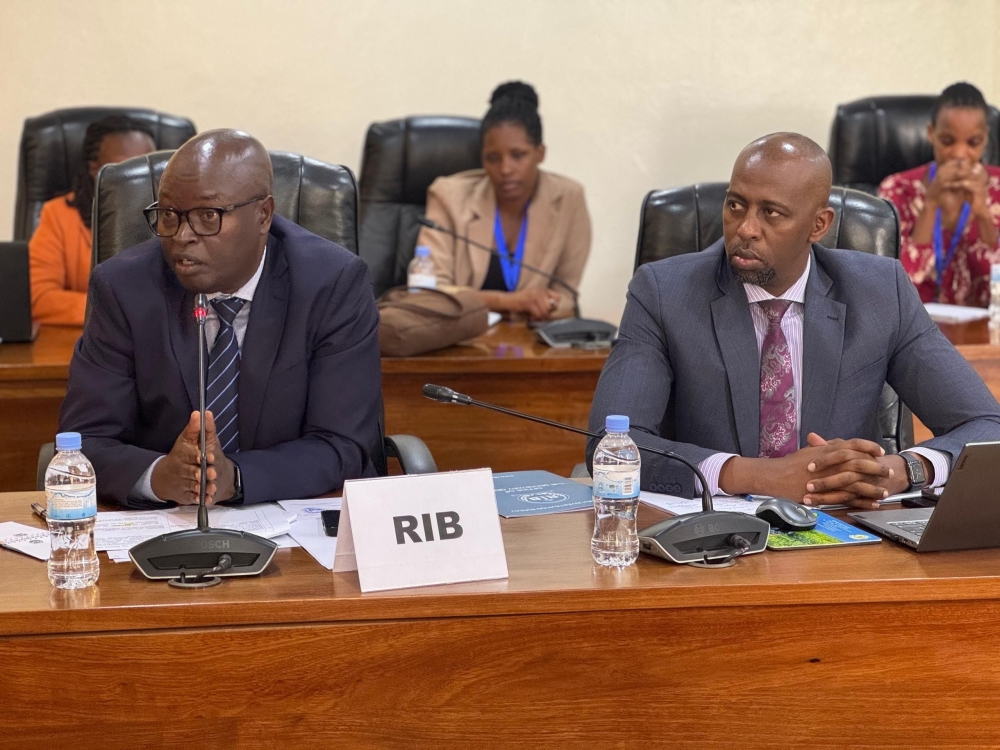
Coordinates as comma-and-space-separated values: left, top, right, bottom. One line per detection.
321, 509, 340, 537
902, 487, 942, 509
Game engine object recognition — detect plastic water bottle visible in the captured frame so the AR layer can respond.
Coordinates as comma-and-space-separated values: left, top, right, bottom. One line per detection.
990, 264, 1000, 344
407, 245, 437, 290
591, 415, 641, 567
45, 432, 99, 589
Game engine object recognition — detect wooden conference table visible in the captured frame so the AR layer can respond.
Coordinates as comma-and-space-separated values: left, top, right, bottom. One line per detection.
3, 491, 1000, 748
0, 323, 607, 492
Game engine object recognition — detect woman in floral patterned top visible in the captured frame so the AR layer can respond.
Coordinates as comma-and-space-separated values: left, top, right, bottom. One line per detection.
878, 82, 1000, 307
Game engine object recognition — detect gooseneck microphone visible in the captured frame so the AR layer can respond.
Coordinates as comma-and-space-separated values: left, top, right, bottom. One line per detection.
416, 216, 617, 348
195, 294, 210, 531
422, 384, 770, 566
129, 295, 278, 587
422, 384, 715, 510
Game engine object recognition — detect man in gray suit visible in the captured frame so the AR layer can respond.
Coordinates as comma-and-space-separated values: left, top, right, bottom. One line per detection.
588, 132, 1000, 509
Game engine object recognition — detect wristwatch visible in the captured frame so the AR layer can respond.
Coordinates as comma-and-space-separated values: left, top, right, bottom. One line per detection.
901, 452, 927, 492
228, 460, 245, 505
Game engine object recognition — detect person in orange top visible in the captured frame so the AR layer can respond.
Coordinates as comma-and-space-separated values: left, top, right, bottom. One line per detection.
29, 115, 156, 325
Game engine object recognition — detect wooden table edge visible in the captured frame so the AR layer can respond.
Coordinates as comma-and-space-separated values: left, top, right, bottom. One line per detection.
380, 357, 607, 375
5, 575, 1000, 638
0, 369, 70, 382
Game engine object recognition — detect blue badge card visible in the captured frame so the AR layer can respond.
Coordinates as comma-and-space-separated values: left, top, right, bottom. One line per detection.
766, 510, 881, 550
492, 471, 594, 518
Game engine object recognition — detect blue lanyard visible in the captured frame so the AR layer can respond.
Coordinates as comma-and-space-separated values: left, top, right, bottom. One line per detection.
493, 203, 530, 292
928, 162, 972, 289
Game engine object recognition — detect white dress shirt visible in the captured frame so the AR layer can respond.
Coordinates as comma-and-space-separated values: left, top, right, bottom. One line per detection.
697, 253, 949, 496
131, 248, 267, 503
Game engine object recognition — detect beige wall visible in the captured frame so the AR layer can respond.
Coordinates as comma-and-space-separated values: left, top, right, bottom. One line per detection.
1, 0, 998, 323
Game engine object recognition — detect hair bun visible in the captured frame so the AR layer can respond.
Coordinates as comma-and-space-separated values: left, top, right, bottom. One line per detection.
490, 81, 538, 110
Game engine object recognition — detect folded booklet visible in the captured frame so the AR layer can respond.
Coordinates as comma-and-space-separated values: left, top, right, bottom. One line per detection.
492, 470, 593, 518
766, 510, 881, 550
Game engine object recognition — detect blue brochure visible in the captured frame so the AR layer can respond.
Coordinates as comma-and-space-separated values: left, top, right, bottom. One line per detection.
766, 510, 881, 549
492, 470, 594, 518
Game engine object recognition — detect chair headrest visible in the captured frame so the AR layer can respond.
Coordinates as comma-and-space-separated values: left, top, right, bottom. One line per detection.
829, 95, 1000, 192
635, 183, 899, 270
15, 106, 196, 240
359, 115, 482, 205
93, 150, 359, 265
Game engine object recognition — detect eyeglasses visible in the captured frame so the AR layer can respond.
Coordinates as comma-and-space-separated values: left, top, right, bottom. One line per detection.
142, 195, 270, 237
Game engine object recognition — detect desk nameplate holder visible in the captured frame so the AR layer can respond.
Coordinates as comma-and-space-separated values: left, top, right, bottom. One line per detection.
333, 468, 508, 593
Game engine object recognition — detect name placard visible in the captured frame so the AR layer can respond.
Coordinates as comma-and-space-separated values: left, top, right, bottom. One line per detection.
332, 468, 508, 592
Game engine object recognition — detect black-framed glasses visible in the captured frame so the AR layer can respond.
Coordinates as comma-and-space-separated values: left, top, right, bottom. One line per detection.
142, 195, 270, 237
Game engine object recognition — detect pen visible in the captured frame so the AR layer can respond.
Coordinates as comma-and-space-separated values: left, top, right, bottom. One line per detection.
31, 503, 47, 521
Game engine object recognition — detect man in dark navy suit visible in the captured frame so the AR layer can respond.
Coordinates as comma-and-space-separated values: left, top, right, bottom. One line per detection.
60, 129, 381, 506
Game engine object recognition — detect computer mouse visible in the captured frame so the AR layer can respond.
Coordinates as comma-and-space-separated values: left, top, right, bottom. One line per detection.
755, 497, 817, 531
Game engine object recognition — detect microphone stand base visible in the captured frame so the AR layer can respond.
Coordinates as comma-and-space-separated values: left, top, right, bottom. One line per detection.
686, 557, 737, 569
130, 527, 277, 581
167, 573, 224, 589
534, 317, 617, 349
638, 511, 770, 565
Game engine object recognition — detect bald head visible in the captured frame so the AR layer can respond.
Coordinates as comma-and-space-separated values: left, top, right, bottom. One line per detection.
163, 129, 273, 199
156, 129, 275, 295
735, 132, 832, 211
723, 132, 836, 296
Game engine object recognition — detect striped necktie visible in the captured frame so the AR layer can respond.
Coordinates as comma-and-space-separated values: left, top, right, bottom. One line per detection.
206, 297, 246, 453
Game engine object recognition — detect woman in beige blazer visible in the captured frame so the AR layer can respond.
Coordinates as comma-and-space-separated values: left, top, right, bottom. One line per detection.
416, 81, 591, 320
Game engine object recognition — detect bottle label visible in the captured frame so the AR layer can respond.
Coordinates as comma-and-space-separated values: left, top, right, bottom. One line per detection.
408, 274, 437, 290
46, 486, 97, 520
593, 468, 640, 499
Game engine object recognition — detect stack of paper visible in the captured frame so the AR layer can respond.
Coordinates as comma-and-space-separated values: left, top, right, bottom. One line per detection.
640, 490, 907, 516
0, 503, 319, 566
3, 499, 342, 571
277, 498, 341, 570
923, 302, 990, 324
640, 491, 763, 516
0, 522, 51, 561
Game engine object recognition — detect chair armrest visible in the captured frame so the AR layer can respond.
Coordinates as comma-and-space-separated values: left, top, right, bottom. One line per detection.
37, 442, 55, 491
384, 435, 438, 475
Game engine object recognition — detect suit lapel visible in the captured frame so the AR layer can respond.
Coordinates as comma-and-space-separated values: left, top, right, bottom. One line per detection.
238, 232, 290, 449
465, 176, 495, 288
711, 252, 761, 457
520, 172, 560, 287
164, 258, 198, 412
800, 247, 846, 441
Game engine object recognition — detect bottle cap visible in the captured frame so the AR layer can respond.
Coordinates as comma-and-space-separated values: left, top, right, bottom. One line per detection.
415, 245, 431, 258
605, 415, 629, 433
55, 432, 82, 451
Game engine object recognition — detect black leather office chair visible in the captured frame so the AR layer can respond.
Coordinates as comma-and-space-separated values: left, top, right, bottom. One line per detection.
357, 116, 482, 296
92, 150, 361, 265
49, 149, 436, 488
828, 95, 1000, 195
634, 182, 913, 454
14, 107, 196, 241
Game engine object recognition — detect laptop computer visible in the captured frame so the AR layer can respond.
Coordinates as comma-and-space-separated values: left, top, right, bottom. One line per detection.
849, 441, 1000, 552
0, 241, 40, 344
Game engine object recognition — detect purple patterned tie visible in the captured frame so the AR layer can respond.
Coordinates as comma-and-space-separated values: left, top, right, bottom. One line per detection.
758, 299, 796, 458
